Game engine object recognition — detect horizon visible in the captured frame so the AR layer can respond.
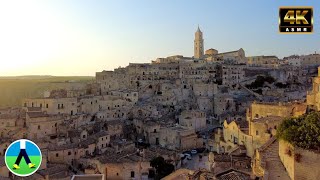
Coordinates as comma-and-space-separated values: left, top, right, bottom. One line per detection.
0, 75, 94, 77
0, 0, 319, 76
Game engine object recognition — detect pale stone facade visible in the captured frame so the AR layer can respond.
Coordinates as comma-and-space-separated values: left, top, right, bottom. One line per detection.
287, 55, 302, 67
247, 55, 279, 67
159, 125, 203, 150
307, 67, 320, 111
23, 97, 78, 116
194, 26, 204, 59
221, 64, 245, 86
279, 140, 320, 180
179, 110, 206, 132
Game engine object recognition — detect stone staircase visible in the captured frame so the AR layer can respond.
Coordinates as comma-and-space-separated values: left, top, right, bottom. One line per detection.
260, 140, 290, 180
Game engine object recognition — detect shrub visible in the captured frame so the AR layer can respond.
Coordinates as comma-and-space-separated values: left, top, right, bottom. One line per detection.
277, 112, 320, 151
246, 75, 275, 89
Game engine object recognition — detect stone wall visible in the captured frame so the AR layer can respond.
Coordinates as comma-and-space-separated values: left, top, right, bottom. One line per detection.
279, 139, 320, 180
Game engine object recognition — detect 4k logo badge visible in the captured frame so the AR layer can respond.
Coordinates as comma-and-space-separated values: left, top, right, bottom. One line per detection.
279, 7, 313, 34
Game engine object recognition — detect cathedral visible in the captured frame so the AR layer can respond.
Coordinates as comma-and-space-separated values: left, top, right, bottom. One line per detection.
193, 26, 246, 64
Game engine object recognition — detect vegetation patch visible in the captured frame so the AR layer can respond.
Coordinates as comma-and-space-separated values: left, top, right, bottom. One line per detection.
150, 156, 174, 180
246, 75, 275, 89
275, 82, 289, 88
277, 111, 320, 151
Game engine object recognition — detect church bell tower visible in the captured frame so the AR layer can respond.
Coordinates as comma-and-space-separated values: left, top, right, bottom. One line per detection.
194, 26, 204, 59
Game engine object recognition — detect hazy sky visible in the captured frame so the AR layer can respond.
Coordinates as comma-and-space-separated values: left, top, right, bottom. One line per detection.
0, 0, 319, 76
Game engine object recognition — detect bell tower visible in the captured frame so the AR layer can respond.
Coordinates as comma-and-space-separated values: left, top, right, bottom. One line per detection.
194, 26, 204, 59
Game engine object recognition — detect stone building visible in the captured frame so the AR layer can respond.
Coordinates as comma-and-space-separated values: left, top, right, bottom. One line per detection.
81, 148, 178, 180
213, 93, 236, 117
216, 48, 247, 64
286, 55, 302, 67
279, 139, 320, 180
179, 110, 206, 132
300, 53, 320, 67
246, 101, 306, 122
159, 125, 203, 150
215, 100, 307, 158
307, 66, 320, 111
23, 97, 78, 116
220, 64, 245, 86
194, 26, 204, 59
48, 131, 110, 164
26, 112, 64, 140
247, 55, 279, 67
133, 119, 160, 145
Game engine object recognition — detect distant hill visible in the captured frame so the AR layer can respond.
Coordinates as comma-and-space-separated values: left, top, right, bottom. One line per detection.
0, 75, 93, 80
0, 76, 94, 108
0, 75, 54, 79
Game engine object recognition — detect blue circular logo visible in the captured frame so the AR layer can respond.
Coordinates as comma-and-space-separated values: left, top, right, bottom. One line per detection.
5, 139, 42, 177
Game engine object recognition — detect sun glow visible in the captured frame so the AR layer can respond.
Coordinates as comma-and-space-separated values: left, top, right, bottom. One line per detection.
0, 1, 103, 76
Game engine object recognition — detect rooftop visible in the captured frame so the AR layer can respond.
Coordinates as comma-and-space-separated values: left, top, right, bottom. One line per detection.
37, 164, 68, 176
216, 169, 251, 180
252, 116, 283, 123
71, 174, 104, 180
96, 146, 177, 164
27, 107, 42, 112
27, 112, 49, 118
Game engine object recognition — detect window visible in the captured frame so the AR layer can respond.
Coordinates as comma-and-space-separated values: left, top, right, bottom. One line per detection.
131, 171, 135, 178
68, 151, 71, 155
154, 129, 157, 133
38, 125, 40, 130
83, 135, 86, 139
56, 153, 59, 157
46, 104, 48, 108
256, 130, 259, 136
40, 104, 42, 108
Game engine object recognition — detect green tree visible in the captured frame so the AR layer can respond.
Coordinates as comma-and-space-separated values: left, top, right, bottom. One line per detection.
150, 156, 175, 180
246, 75, 275, 89
277, 111, 320, 151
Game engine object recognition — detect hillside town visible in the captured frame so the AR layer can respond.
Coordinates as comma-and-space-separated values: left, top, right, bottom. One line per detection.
0, 27, 320, 180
